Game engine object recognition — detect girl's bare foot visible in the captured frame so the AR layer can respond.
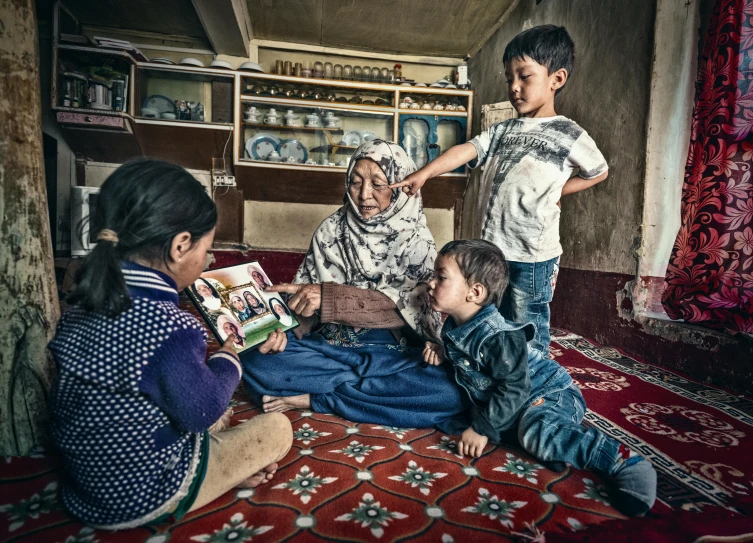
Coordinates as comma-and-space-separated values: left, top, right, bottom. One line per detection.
207, 407, 234, 433
262, 394, 311, 413
236, 463, 278, 488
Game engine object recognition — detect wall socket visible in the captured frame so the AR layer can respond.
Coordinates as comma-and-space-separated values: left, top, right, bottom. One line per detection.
214, 175, 236, 187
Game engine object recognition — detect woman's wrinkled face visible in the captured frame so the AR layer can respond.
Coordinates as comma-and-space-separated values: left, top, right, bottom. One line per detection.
348, 159, 393, 219
272, 301, 286, 317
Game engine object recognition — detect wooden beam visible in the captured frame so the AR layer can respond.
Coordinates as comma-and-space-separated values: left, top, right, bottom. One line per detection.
251, 39, 465, 67
191, 0, 251, 57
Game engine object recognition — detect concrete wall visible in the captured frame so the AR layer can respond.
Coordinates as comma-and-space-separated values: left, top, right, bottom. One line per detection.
467, 0, 656, 275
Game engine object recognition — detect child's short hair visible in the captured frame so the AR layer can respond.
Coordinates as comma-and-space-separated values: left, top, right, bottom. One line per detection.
503, 24, 574, 86
439, 240, 509, 307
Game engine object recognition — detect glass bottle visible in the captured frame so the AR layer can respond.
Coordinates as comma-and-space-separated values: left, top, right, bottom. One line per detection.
323, 62, 333, 79
313, 61, 324, 78
343, 64, 352, 80
372, 67, 381, 82
361, 66, 371, 82
333, 64, 343, 79
353, 66, 363, 81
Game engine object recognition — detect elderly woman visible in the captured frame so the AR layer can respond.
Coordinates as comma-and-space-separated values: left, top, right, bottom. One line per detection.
240, 140, 467, 430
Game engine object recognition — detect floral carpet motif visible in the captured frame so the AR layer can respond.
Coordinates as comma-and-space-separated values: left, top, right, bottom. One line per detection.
2, 328, 752, 542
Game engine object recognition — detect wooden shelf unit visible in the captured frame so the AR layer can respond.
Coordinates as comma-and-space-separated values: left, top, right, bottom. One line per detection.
50, 0, 473, 239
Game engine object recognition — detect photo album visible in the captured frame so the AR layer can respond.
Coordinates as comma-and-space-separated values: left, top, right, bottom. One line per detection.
186, 261, 298, 353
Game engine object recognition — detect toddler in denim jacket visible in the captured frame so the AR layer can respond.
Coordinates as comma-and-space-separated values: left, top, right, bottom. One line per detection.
423, 240, 656, 517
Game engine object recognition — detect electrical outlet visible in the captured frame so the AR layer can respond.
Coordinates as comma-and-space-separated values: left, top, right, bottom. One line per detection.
214, 175, 236, 187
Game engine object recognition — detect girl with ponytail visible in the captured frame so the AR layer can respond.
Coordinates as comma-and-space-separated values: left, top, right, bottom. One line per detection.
49, 159, 292, 529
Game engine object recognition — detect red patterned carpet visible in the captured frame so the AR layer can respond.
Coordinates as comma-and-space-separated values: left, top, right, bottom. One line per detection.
2, 327, 753, 542
6, 251, 752, 542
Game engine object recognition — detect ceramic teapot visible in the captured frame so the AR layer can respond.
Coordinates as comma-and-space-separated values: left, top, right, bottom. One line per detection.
283, 110, 300, 126
264, 108, 278, 124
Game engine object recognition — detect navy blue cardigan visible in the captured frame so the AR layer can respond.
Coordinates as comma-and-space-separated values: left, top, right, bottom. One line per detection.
49, 261, 241, 529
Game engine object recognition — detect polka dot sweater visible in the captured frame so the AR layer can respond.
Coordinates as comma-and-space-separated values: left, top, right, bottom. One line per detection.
49, 261, 242, 529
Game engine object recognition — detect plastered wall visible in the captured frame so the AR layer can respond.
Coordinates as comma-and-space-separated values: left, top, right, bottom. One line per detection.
243, 201, 455, 252
467, 0, 656, 275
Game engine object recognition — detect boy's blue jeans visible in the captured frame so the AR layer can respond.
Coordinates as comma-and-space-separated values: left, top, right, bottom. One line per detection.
517, 380, 622, 475
500, 256, 560, 356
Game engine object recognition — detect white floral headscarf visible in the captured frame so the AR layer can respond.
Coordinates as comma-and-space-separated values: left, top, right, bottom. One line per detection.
294, 140, 441, 340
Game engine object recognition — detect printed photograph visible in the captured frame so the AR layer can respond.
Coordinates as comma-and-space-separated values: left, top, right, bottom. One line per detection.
190, 277, 223, 311
215, 313, 247, 349
247, 263, 272, 291
268, 296, 294, 327
185, 261, 298, 352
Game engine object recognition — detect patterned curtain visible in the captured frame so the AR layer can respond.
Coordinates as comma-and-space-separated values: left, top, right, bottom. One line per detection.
662, 0, 753, 334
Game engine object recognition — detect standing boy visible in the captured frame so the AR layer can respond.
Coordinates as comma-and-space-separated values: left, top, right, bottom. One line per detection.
393, 25, 609, 356
424, 239, 657, 517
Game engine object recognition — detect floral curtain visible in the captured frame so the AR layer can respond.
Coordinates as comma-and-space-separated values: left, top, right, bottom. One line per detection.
662, 0, 753, 334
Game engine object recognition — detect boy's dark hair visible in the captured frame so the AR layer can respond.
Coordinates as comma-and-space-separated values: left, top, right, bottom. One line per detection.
69, 159, 217, 317
439, 239, 509, 307
503, 25, 574, 92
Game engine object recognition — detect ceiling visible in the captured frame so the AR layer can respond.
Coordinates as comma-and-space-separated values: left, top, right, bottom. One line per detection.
36, 0, 516, 58
41, 0, 208, 39
246, 0, 516, 57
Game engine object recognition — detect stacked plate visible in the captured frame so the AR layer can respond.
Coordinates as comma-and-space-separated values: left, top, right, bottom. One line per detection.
179, 57, 205, 68
244, 134, 309, 163
209, 59, 233, 69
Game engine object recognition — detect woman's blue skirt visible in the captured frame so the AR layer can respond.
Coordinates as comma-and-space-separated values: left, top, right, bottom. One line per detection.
240, 327, 469, 431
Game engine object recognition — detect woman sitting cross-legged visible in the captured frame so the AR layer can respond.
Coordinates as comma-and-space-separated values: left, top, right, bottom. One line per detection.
240, 140, 468, 430
49, 159, 293, 529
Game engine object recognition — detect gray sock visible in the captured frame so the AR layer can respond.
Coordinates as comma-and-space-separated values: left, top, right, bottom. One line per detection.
610, 456, 657, 517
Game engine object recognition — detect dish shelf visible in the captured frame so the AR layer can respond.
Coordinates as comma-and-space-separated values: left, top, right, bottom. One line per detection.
241, 122, 343, 133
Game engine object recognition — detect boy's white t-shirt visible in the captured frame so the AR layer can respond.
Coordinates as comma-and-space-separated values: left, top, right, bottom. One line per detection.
468, 116, 608, 263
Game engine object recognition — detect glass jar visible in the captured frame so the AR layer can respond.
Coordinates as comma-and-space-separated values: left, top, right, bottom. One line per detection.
379, 67, 389, 83
372, 67, 382, 82
333, 64, 343, 79
387, 69, 396, 84
353, 66, 363, 81
361, 66, 371, 81
343, 64, 352, 80
323, 62, 333, 79
313, 61, 324, 78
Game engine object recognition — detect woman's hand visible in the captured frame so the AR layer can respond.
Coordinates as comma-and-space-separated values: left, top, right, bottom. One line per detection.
459, 427, 488, 458
423, 342, 445, 365
267, 283, 322, 317
258, 329, 287, 354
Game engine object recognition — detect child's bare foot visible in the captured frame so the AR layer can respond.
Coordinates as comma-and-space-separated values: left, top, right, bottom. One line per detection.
262, 394, 311, 413
208, 407, 234, 433
236, 463, 278, 488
